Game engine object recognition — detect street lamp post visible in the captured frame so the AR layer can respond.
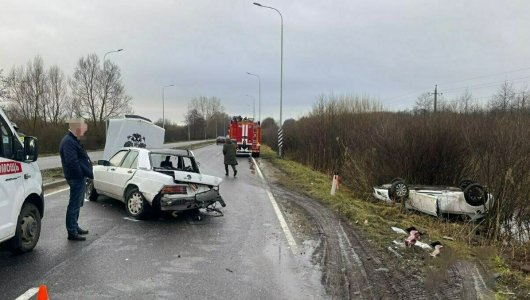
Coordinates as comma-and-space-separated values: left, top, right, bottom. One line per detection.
246, 94, 256, 120
103, 48, 123, 66
253, 2, 284, 156
246, 72, 261, 123
162, 84, 175, 129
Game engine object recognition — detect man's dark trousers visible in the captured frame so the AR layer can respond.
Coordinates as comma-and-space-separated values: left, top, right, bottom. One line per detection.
66, 178, 86, 236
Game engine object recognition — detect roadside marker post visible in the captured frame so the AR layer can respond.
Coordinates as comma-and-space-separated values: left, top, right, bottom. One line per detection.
277, 128, 283, 156
331, 174, 340, 195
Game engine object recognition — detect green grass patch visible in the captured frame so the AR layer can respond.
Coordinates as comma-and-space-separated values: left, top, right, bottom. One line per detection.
260, 145, 530, 295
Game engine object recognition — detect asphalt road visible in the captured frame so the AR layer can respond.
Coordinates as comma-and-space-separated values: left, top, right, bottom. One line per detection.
0, 144, 325, 300
37, 140, 214, 171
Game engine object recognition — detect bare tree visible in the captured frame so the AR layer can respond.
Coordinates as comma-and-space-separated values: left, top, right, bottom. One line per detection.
0, 69, 7, 103
3, 57, 48, 129
490, 81, 516, 112
413, 92, 433, 114
185, 108, 205, 140
46, 65, 70, 124
70, 54, 99, 125
458, 88, 473, 114
24, 56, 48, 130
98, 61, 132, 121
514, 87, 528, 112
70, 53, 132, 129
190, 96, 224, 138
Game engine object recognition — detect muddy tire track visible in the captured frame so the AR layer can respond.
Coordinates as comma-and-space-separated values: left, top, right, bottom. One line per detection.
260, 160, 494, 299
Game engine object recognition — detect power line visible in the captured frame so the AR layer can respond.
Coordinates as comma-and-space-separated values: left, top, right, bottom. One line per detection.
442, 75, 530, 94
438, 66, 530, 86
382, 67, 530, 104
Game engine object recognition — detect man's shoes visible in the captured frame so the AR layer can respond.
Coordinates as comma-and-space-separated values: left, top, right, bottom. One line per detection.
67, 234, 86, 241
225, 173, 228, 176
234, 170, 237, 177
77, 228, 89, 235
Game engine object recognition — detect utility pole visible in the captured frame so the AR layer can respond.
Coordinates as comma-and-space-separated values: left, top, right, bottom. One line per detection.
430, 85, 443, 113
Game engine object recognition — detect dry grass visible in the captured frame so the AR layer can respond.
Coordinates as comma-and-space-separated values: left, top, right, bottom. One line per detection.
261, 145, 530, 295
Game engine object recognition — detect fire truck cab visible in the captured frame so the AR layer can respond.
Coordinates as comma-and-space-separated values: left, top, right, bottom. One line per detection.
228, 116, 261, 157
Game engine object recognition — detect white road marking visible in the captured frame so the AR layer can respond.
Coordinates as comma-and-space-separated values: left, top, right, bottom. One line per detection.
123, 217, 141, 222
15, 287, 39, 300
44, 187, 70, 197
251, 157, 298, 255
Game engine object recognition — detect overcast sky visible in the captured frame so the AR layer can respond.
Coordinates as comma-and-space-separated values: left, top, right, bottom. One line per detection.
1, 1, 530, 124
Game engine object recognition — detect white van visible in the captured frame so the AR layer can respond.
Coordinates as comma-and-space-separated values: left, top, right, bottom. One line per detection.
0, 107, 43, 254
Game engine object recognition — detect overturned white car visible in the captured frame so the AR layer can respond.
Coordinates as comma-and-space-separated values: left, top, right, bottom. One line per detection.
373, 178, 493, 220
86, 148, 225, 219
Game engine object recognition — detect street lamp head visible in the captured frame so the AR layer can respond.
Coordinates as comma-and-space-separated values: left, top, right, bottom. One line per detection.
117, 49, 123, 52
253, 2, 262, 6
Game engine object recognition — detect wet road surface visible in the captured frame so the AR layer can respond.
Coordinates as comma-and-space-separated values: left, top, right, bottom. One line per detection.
1, 145, 325, 300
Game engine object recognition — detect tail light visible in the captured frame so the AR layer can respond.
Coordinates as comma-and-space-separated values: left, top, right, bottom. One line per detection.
161, 185, 187, 194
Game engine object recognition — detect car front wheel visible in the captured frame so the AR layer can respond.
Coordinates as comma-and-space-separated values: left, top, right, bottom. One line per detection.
86, 179, 99, 201
8, 203, 41, 254
125, 188, 150, 219
389, 180, 409, 202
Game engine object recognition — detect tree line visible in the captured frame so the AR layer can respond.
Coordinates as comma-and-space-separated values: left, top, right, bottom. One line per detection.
265, 87, 530, 255
0, 55, 231, 151
414, 82, 529, 114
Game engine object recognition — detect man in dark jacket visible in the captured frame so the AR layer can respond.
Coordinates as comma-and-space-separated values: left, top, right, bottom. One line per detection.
222, 139, 237, 177
59, 119, 93, 241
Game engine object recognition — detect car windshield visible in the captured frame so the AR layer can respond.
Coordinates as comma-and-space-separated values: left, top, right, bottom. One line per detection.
149, 152, 199, 173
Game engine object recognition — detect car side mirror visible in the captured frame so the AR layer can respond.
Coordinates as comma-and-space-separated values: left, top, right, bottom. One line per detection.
23, 136, 39, 162
98, 160, 110, 166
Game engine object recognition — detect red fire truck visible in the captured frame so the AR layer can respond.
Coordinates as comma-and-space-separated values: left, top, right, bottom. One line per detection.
228, 116, 261, 157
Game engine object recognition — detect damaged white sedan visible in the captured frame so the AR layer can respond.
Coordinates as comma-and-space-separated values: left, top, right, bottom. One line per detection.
86, 148, 226, 219
373, 178, 493, 220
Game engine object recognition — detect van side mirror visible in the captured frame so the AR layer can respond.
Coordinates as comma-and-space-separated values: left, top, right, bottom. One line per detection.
23, 136, 39, 162
98, 160, 110, 166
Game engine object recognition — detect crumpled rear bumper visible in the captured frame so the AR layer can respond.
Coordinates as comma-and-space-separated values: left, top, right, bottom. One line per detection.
160, 189, 226, 211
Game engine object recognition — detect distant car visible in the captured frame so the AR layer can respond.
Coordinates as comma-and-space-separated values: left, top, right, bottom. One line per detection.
86, 148, 226, 219
216, 136, 226, 144
373, 178, 493, 220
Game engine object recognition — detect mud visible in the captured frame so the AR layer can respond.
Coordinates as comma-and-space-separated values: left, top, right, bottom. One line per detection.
257, 159, 496, 299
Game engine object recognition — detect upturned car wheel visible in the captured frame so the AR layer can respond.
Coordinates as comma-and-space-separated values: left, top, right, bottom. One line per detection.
8, 203, 41, 254
389, 180, 409, 202
391, 177, 405, 184
125, 188, 150, 219
86, 179, 99, 201
459, 178, 474, 191
463, 183, 487, 206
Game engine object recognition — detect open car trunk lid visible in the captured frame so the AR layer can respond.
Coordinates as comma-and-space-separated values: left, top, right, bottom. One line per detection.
172, 170, 222, 186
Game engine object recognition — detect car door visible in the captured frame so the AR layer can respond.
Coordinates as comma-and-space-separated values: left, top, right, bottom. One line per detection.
0, 118, 24, 240
108, 150, 139, 199
96, 150, 128, 198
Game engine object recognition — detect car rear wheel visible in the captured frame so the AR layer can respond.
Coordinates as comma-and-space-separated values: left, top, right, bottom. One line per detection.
463, 183, 487, 206
389, 180, 409, 202
86, 179, 99, 201
125, 188, 150, 219
8, 203, 41, 254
